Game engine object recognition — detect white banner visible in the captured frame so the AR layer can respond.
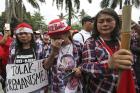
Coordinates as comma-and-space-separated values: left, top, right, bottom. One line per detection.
6, 59, 48, 93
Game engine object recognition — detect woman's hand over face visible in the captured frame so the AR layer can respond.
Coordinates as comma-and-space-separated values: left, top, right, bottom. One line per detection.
51, 39, 64, 55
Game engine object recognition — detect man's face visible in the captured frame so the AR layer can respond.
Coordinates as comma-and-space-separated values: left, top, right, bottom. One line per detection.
17, 32, 32, 44
35, 33, 41, 38
84, 20, 93, 31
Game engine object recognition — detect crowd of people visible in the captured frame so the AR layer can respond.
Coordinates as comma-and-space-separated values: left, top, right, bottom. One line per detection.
0, 8, 140, 93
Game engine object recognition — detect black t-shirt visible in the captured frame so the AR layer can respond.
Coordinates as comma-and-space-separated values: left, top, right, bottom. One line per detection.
14, 48, 36, 64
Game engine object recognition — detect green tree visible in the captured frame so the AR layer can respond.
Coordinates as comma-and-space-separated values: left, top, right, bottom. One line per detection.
0, 15, 5, 32
29, 12, 47, 31
100, 0, 140, 9
0, 12, 19, 36
53, 0, 92, 26
57, 13, 66, 20
5, 0, 45, 23
71, 24, 82, 31
1, 11, 47, 33
78, 9, 89, 21
64, 9, 79, 24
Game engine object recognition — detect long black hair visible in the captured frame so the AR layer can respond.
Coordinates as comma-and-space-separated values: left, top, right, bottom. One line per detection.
92, 8, 121, 42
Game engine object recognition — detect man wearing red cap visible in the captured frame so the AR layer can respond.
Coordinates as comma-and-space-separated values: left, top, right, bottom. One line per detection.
8, 22, 47, 93
43, 19, 83, 93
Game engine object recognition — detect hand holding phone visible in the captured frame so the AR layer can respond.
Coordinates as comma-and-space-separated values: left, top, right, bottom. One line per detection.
62, 71, 75, 80
4, 23, 10, 31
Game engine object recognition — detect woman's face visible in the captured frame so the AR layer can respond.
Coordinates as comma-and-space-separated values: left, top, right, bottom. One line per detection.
17, 32, 32, 44
97, 14, 116, 36
43, 35, 50, 44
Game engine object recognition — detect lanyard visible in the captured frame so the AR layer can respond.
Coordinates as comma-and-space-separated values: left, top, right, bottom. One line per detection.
99, 37, 113, 56
99, 37, 120, 56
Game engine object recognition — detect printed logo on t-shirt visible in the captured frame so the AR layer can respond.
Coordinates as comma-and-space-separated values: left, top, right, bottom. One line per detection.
14, 48, 36, 64
58, 54, 75, 71
15, 54, 35, 64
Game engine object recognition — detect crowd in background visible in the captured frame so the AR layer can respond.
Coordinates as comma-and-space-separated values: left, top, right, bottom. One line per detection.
0, 8, 140, 93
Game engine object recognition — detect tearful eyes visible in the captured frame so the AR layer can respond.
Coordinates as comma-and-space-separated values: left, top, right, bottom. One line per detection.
98, 19, 115, 23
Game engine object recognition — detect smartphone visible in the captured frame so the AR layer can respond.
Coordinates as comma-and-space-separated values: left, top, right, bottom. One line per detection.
62, 71, 75, 80
4, 23, 10, 31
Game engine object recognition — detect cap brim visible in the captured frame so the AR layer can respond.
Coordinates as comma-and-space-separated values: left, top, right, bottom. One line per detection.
35, 31, 41, 34
48, 26, 71, 36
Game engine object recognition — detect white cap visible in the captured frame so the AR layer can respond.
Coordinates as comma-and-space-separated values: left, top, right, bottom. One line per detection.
35, 30, 41, 34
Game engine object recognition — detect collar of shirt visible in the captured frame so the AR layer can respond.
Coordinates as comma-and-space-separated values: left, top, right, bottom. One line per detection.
80, 29, 92, 35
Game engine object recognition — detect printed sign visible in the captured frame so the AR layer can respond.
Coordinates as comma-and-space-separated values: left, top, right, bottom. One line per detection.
6, 59, 48, 93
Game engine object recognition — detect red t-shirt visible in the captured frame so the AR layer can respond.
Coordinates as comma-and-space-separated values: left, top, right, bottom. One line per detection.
0, 45, 4, 59
0, 35, 13, 64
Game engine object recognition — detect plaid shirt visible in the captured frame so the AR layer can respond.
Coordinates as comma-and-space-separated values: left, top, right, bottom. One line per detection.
81, 37, 139, 93
130, 30, 140, 63
43, 42, 52, 58
50, 40, 83, 93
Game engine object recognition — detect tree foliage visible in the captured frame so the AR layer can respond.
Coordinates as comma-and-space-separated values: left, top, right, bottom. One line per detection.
71, 24, 82, 31
52, 0, 92, 26
5, 0, 45, 23
29, 12, 47, 31
100, 0, 140, 9
78, 9, 89, 21
0, 11, 47, 34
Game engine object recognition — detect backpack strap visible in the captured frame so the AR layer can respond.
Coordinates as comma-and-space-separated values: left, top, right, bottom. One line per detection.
79, 33, 84, 43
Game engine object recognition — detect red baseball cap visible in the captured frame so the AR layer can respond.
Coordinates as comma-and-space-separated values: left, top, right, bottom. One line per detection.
47, 19, 71, 36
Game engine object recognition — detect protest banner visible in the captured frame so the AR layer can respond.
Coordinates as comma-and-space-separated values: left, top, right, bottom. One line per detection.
6, 59, 48, 93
